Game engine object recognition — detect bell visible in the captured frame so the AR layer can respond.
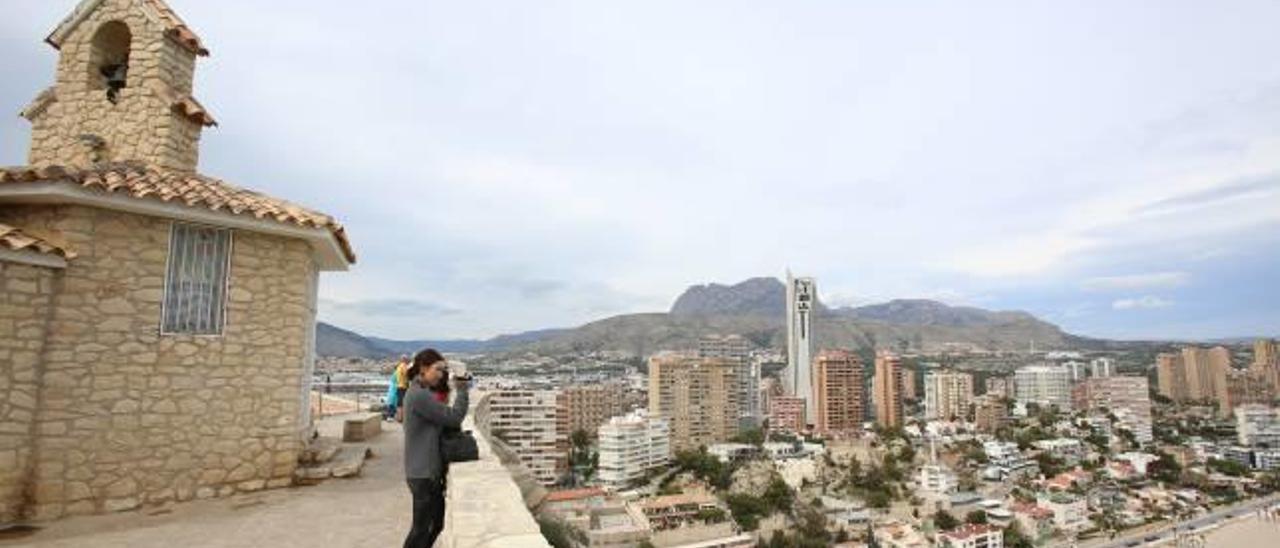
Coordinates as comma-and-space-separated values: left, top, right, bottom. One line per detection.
100, 63, 128, 103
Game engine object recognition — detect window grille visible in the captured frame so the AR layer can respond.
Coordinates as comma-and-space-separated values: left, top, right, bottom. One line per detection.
161, 222, 231, 335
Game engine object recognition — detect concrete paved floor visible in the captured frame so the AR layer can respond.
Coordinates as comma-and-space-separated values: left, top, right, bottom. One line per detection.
1, 414, 412, 548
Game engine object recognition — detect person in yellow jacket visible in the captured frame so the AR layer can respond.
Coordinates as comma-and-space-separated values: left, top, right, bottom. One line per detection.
394, 355, 410, 422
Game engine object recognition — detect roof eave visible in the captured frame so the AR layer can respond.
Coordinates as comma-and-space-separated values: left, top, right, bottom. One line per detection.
0, 247, 68, 269
0, 182, 352, 271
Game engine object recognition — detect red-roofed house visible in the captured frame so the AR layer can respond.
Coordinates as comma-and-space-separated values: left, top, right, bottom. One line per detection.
937, 523, 1004, 548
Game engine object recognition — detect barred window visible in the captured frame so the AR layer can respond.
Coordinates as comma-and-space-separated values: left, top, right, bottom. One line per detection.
161, 222, 231, 335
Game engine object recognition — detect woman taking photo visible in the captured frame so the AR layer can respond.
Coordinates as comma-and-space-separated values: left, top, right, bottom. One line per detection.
401, 348, 469, 547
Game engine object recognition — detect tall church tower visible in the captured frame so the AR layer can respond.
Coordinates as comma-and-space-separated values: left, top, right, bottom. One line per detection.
21, 0, 216, 173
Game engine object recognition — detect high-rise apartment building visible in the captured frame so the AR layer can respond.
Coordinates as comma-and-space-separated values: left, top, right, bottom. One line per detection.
1014, 365, 1072, 411
1224, 370, 1274, 414
1236, 404, 1280, 448
558, 384, 629, 440
1090, 358, 1115, 378
901, 366, 918, 401
814, 349, 865, 434
973, 395, 1008, 433
924, 370, 974, 421
699, 334, 759, 428
485, 389, 567, 486
597, 410, 670, 490
985, 377, 1012, 399
1073, 376, 1153, 443
785, 272, 817, 424
768, 396, 806, 434
1182, 346, 1230, 403
648, 353, 740, 451
1064, 361, 1086, 382
873, 351, 905, 428
1156, 353, 1188, 401
1256, 339, 1279, 367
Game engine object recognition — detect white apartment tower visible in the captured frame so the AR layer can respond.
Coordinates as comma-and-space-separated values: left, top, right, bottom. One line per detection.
597, 410, 671, 490
1090, 357, 1115, 378
1014, 364, 1072, 411
485, 389, 566, 486
785, 271, 817, 424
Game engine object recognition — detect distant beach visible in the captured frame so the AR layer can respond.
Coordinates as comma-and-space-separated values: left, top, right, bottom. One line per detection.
1205, 512, 1280, 547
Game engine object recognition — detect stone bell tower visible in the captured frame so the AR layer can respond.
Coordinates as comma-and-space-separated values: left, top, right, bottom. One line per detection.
21, 0, 216, 173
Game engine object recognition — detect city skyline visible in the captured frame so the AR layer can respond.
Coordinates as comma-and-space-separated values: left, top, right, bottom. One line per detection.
3, 0, 1279, 341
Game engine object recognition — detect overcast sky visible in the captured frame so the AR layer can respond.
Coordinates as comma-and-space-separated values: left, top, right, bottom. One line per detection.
3, 1, 1278, 341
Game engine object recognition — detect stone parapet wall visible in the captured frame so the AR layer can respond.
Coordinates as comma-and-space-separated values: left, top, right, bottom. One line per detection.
439, 394, 551, 547
0, 204, 316, 521
0, 262, 57, 523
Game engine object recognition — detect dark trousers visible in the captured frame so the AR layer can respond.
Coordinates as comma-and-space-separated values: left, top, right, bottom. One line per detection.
404, 477, 445, 548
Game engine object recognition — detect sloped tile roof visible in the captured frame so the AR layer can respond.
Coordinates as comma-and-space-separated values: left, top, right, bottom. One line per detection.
0, 222, 75, 259
0, 163, 354, 264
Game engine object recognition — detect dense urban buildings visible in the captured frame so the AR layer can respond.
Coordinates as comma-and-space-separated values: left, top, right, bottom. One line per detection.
873, 351, 905, 428
1157, 346, 1238, 414
813, 349, 865, 434
1014, 364, 1072, 411
648, 353, 740, 451
486, 389, 567, 485
597, 410, 671, 490
784, 272, 817, 424
923, 370, 974, 421
699, 334, 760, 428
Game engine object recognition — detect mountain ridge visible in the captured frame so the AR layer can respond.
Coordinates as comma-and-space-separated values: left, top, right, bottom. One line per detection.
317, 276, 1085, 357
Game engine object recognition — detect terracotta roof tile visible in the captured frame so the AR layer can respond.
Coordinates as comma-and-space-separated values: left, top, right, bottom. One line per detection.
0, 163, 354, 264
171, 95, 217, 127
145, 0, 209, 56
0, 222, 75, 260
46, 0, 208, 56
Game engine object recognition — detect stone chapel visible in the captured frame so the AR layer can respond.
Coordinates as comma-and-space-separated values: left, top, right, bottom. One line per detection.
0, 0, 355, 522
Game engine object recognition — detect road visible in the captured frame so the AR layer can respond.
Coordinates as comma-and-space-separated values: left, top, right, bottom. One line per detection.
1083, 494, 1280, 548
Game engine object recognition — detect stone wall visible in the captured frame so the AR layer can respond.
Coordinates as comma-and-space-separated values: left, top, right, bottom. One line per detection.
0, 262, 57, 523
27, 0, 204, 172
0, 204, 317, 520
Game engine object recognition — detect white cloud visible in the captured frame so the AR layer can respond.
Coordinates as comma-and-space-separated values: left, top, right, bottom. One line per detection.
1112, 296, 1174, 310
1081, 272, 1189, 291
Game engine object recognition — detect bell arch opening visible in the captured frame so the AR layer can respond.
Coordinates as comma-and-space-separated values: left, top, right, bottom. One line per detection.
88, 20, 132, 104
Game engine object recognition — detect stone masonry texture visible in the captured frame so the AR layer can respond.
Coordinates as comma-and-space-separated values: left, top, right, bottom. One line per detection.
0, 204, 317, 522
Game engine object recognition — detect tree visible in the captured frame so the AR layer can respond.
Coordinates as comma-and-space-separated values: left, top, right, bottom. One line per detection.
733, 428, 765, 446
1003, 522, 1034, 548
933, 509, 959, 531
966, 509, 988, 525
1148, 451, 1182, 484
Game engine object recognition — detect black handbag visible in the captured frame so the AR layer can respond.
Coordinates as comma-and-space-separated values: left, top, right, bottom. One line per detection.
441, 429, 479, 463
